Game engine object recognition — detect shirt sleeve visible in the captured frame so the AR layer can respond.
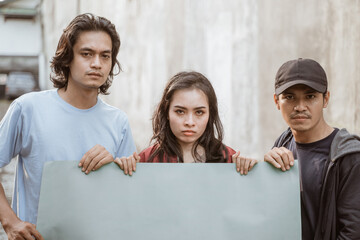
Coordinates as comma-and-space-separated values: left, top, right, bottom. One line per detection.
0, 101, 23, 167
116, 117, 136, 158
337, 153, 360, 239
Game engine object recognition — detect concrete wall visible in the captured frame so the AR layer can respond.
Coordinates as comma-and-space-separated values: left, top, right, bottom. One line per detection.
40, 0, 360, 158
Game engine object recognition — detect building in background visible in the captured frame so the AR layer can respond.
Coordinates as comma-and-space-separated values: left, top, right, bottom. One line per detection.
0, 0, 45, 99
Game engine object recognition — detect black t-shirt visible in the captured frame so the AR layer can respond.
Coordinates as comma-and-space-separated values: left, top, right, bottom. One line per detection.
287, 128, 339, 240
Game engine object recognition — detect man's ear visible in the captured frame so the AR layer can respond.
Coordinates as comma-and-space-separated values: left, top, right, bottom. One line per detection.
274, 93, 280, 110
323, 91, 330, 108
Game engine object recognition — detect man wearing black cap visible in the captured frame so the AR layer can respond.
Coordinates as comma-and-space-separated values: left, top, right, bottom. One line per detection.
264, 58, 360, 240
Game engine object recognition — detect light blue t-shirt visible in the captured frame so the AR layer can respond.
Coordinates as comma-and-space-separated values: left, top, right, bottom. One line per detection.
0, 89, 136, 224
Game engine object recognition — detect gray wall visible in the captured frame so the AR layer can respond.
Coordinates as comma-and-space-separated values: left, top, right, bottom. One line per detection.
41, 0, 360, 159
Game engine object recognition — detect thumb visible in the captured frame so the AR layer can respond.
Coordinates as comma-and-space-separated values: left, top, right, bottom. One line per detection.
114, 158, 124, 169
134, 152, 141, 162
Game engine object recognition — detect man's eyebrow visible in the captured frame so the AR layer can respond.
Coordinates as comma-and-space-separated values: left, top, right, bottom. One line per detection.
79, 47, 112, 53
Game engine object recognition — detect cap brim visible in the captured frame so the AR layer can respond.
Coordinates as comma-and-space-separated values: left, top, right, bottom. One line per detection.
275, 79, 327, 95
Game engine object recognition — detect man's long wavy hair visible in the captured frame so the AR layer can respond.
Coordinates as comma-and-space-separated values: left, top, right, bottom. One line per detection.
50, 13, 121, 95
148, 71, 228, 163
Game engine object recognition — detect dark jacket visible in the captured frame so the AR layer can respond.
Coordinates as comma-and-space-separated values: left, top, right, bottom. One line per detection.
274, 128, 360, 240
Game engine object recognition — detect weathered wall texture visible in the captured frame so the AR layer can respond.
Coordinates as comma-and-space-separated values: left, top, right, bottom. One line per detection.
41, 0, 360, 159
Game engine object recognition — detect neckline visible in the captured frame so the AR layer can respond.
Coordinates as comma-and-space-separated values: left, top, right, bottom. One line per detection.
54, 89, 101, 112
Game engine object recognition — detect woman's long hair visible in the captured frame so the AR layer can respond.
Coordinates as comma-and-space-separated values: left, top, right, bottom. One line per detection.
148, 71, 227, 163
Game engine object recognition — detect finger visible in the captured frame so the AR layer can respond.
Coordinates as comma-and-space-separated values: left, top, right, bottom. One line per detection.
86, 154, 104, 174
232, 151, 240, 171
277, 147, 290, 170
93, 154, 113, 171
122, 157, 129, 175
114, 157, 124, 170
133, 152, 141, 162
23, 230, 36, 240
248, 159, 258, 171
131, 155, 137, 172
239, 156, 246, 175
79, 148, 92, 168
84, 147, 106, 174
288, 150, 295, 166
269, 149, 286, 171
31, 225, 44, 240
84, 145, 111, 173
127, 157, 133, 176
243, 157, 251, 175
264, 152, 282, 169
21, 224, 38, 240
79, 145, 97, 168
81, 146, 98, 172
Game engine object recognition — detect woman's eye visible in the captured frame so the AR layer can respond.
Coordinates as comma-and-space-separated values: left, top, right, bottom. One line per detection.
285, 95, 293, 100
175, 110, 184, 114
102, 54, 111, 59
196, 111, 204, 116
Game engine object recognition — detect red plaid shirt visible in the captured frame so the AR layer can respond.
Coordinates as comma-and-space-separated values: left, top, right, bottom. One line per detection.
139, 145, 235, 163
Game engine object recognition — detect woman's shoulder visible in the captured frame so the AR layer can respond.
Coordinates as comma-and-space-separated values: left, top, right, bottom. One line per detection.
224, 145, 236, 155
222, 145, 236, 163
139, 145, 158, 162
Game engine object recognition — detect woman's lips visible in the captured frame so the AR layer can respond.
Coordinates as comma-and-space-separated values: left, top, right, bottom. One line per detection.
182, 130, 196, 136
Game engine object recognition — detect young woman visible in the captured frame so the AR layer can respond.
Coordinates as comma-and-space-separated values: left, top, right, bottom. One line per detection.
115, 71, 257, 175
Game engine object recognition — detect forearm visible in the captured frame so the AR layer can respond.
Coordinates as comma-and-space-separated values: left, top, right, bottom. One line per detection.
0, 183, 19, 231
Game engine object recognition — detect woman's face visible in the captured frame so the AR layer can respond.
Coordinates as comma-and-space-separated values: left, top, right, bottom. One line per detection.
168, 88, 210, 149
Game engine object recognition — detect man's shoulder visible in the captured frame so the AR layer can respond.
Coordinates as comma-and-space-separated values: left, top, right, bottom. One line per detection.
331, 128, 360, 162
97, 98, 127, 117
96, 99, 130, 129
15, 89, 56, 105
11, 90, 56, 113
273, 128, 293, 148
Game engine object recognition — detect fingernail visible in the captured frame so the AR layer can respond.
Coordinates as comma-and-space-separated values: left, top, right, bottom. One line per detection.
237, 168, 240, 172
82, 168, 85, 171
286, 166, 290, 170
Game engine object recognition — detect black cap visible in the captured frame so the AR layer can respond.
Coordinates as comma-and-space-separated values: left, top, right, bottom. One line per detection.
275, 58, 328, 95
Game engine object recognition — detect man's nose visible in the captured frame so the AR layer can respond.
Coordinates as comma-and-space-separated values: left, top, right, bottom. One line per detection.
90, 55, 101, 69
294, 99, 307, 111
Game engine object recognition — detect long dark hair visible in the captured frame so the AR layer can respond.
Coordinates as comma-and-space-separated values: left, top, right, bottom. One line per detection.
149, 71, 227, 163
50, 13, 121, 95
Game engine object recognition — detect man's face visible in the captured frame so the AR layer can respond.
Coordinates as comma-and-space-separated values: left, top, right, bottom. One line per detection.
274, 84, 329, 133
68, 31, 112, 92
